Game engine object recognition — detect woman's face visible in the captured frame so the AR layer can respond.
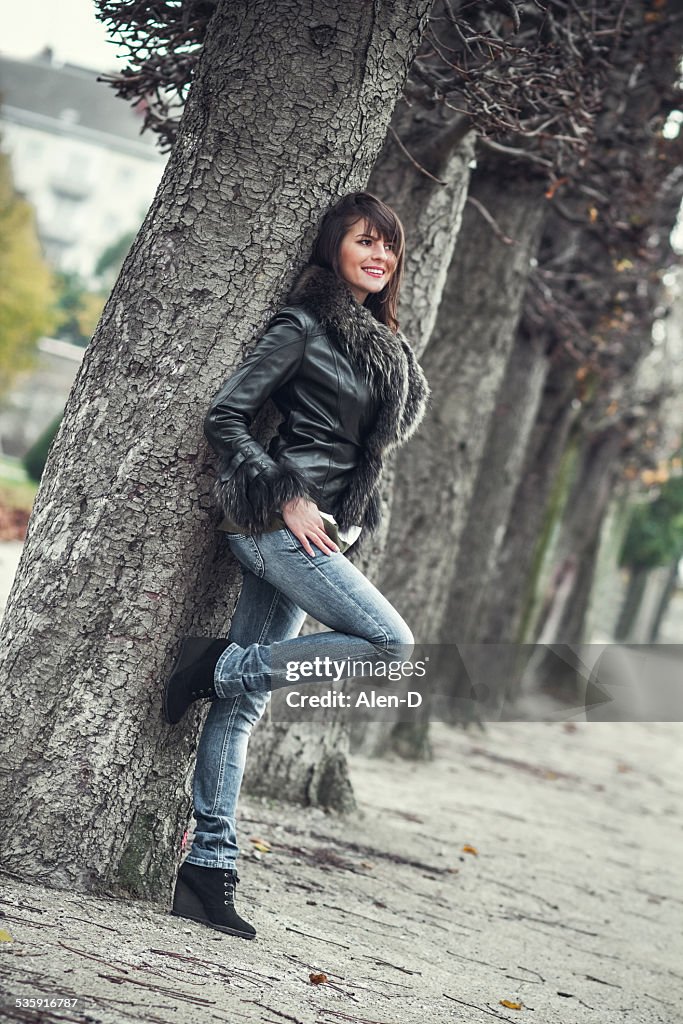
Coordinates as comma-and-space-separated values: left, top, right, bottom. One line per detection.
337, 218, 398, 304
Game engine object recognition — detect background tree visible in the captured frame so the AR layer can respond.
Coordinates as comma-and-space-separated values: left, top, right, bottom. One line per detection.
52, 271, 107, 348
491, 6, 683, 699
94, 227, 138, 290
615, 471, 683, 638
0, 146, 56, 396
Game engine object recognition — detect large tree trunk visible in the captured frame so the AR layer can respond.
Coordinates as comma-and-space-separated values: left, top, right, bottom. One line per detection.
249, 100, 477, 774
380, 162, 547, 644
0, 0, 434, 898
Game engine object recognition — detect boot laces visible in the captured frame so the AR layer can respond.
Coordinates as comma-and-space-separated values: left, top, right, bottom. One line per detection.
223, 869, 239, 904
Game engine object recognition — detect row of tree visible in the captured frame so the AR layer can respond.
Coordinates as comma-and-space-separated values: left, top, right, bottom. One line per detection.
0, 0, 681, 899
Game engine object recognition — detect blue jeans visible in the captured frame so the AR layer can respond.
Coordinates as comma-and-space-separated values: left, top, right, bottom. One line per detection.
186, 526, 414, 869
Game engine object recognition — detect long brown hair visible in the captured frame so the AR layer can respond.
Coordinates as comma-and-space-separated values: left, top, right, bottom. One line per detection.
309, 192, 406, 333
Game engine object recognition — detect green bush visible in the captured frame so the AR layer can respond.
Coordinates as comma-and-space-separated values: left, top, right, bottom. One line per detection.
619, 474, 683, 570
22, 413, 63, 483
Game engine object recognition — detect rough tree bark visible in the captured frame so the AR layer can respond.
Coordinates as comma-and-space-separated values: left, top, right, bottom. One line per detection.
381, 160, 547, 646
245, 99, 477, 777
0, 0, 434, 898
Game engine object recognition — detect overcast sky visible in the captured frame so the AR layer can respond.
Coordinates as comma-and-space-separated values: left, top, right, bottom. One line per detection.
1, 0, 129, 71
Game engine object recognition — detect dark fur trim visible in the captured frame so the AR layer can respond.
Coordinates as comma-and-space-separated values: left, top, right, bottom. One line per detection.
212, 458, 312, 534
286, 265, 431, 535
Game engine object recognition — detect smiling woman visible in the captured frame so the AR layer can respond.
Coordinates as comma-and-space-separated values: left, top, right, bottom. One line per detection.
338, 224, 399, 303
163, 191, 430, 941
310, 192, 406, 333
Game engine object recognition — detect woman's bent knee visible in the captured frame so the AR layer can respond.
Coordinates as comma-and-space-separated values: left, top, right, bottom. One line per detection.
383, 619, 415, 660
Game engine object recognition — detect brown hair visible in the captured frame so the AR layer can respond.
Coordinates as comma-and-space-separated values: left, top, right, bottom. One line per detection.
309, 191, 405, 333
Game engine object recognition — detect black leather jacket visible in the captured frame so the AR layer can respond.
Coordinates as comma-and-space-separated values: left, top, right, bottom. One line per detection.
205, 305, 379, 528
204, 265, 430, 538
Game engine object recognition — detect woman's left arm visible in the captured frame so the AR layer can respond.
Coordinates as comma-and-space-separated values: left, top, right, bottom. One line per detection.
205, 308, 314, 532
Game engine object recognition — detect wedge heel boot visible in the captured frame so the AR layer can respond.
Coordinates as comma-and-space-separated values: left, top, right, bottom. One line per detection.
171, 860, 256, 939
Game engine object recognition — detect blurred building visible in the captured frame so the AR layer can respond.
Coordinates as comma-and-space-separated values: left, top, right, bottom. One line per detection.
0, 49, 166, 282
0, 338, 83, 458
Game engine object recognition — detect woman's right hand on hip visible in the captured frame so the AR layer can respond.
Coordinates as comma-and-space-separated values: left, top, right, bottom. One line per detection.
281, 497, 339, 557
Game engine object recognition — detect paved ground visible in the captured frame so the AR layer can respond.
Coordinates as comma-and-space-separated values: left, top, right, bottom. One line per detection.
1, 718, 682, 1024
1, 543, 682, 1023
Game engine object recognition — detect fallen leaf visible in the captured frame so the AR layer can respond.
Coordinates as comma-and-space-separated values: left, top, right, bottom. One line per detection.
309, 972, 328, 985
462, 844, 478, 855
500, 999, 523, 1010
0, 930, 13, 943
248, 837, 271, 853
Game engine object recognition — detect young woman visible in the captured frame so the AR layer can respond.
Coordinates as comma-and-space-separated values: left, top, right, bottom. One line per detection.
163, 191, 430, 940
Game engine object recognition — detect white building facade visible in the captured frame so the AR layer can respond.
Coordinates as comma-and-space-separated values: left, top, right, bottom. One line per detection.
0, 50, 166, 282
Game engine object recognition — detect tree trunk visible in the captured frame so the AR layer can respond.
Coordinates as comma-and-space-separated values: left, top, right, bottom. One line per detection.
356, 159, 547, 756
614, 563, 678, 644
0, 0, 434, 898
529, 427, 624, 700
442, 324, 549, 646
478, 356, 580, 647
647, 560, 680, 643
584, 493, 633, 643
380, 162, 547, 645
348, 101, 477, 577
615, 566, 650, 640
374, 162, 546, 756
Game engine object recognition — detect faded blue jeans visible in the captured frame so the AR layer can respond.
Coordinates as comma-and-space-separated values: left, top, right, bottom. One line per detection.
186, 525, 414, 869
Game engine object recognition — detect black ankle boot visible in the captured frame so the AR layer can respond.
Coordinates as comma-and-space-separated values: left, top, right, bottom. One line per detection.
163, 637, 230, 725
171, 860, 256, 939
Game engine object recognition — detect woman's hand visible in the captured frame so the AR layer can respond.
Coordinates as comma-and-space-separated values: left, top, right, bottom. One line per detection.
281, 497, 339, 557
